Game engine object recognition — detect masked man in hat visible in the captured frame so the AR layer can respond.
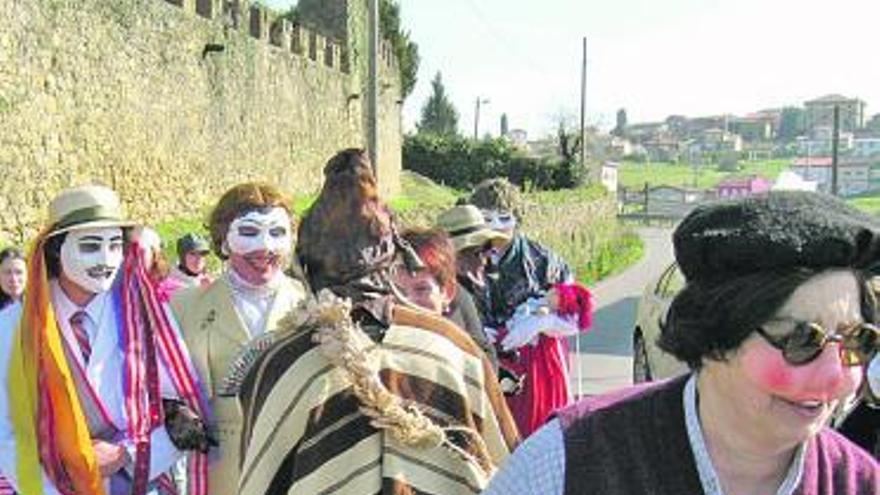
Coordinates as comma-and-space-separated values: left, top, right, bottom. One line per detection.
468, 178, 593, 437
170, 182, 307, 495
232, 148, 519, 494
0, 185, 214, 495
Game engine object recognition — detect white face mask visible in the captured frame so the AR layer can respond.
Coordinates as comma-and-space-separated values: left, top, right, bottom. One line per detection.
60, 227, 125, 294
482, 209, 517, 233
226, 208, 292, 257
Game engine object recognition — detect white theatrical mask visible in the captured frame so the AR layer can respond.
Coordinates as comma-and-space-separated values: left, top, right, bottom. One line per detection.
226, 207, 293, 257
60, 226, 125, 294
482, 209, 517, 234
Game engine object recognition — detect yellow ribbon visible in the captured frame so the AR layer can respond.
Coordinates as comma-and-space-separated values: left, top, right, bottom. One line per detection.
8, 233, 104, 494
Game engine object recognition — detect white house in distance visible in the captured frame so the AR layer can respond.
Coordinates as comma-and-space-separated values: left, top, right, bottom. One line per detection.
773, 170, 818, 192
789, 157, 870, 196
600, 161, 619, 194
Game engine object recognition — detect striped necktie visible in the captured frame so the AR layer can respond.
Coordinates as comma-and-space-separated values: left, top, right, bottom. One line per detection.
70, 310, 92, 364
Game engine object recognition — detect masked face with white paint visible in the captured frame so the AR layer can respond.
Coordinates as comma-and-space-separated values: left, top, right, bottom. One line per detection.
481, 209, 516, 263
59, 227, 125, 294
481, 209, 516, 238
225, 207, 292, 286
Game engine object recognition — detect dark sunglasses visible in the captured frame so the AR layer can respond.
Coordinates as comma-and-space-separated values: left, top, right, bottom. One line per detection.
755, 319, 880, 366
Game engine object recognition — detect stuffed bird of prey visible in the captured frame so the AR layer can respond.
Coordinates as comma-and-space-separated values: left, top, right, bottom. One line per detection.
296, 148, 399, 292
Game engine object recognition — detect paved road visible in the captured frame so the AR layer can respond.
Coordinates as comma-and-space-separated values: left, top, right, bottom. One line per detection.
569, 227, 675, 397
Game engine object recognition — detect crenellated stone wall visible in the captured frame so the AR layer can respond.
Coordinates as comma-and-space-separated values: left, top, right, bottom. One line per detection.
0, 0, 402, 245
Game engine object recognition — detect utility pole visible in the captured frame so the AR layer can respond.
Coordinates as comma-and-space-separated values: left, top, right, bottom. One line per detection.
576, 36, 587, 400
831, 104, 840, 196
367, 0, 379, 175
474, 97, 489, 140
579, 37, 587, 179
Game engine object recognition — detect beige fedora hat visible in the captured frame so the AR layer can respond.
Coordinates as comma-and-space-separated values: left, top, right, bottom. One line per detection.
436, 204, 510, 251
47, 185, 135, 236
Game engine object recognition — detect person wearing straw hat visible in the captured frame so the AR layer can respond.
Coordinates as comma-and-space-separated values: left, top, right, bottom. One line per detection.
437, 203, 512, 370
170, 182, 306, 495
0, 185, 214, 495
466, 179, 592, 438
233, 149, 519, 495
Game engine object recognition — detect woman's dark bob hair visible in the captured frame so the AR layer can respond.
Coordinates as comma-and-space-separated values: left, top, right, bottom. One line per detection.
658, 267, 878, 370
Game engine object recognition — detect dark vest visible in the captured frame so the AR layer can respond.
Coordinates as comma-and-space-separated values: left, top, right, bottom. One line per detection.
556, 374, 880, 495
555, 374, 703, 495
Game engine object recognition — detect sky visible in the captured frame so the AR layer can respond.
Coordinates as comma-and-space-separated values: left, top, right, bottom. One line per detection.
263, 0, 880, 139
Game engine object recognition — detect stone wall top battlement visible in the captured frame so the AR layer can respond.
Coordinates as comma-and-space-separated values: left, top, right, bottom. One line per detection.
0, 0, 403, 245
160, 0, 396, 73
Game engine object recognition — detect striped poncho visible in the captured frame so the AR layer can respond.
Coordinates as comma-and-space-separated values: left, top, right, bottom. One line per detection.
236, 293, 520, 494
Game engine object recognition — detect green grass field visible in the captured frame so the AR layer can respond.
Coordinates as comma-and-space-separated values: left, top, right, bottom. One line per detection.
847, 196, 880, 215
618, 159, 790, 190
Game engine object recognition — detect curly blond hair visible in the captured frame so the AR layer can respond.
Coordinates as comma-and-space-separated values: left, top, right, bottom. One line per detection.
467, 178, 524, 220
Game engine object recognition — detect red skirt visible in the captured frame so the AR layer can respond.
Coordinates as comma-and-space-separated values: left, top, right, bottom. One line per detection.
500, 334, 571, 437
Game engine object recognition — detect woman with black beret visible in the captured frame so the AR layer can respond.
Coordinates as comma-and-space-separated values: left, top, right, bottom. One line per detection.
484, 191, 879, 494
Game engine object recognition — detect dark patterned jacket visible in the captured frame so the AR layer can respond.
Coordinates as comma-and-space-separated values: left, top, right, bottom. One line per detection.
485, 233, 573, 327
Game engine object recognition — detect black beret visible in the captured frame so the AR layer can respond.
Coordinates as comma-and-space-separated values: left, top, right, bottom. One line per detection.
674, 191, 880, 283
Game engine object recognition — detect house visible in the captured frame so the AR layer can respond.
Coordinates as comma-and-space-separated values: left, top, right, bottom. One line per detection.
853, 137, 880, 157
626, 122, 669, 144
685, 115, 734, 136
773, 170, 818, 192
804, 94, 866, 134
790, 156, 871, 196
645, 185, 705, 217
644, 138, 683, 162
742, 141, 775, 161
505, 129, 529, 148
689, 128, 743, 154
717, 176, 771, 198
796, 131, 854, 156
731, 113, 778, 141
609, 136, 634, 157
600, 161, 619, 194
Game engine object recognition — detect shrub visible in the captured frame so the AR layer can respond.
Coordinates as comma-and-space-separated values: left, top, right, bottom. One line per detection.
403, 134, 569, 191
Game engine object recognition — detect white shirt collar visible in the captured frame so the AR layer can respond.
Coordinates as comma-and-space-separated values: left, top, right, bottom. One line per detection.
683, 373, 806, 495
225, 265, 284, 295
50, 278, 112, 328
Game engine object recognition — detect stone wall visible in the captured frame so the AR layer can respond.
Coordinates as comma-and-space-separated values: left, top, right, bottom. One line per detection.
0, 0, 402, 245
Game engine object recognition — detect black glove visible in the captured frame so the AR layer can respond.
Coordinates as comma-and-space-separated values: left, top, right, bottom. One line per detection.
162, 398, 218, 454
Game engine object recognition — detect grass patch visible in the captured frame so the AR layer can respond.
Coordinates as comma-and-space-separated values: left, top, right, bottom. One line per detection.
619, 159, 789, 190
527, 183, 607, 205
848, 195, 880, 215
391, 171, 465, 227
579, 231, 644, 285
390, 171, 463, 212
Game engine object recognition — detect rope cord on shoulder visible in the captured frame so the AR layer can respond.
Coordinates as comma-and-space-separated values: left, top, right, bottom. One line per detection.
308, 290, 496, 478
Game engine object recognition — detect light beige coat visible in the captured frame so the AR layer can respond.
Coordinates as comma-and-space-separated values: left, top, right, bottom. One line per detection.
171, 275, 306, 495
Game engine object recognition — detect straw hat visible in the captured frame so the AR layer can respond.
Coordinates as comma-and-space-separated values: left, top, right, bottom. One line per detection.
436, 204, 510, 251
47, 185, 134, 236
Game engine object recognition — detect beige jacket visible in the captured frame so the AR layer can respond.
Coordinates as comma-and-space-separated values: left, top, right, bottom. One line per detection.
171, 275, 306, 495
